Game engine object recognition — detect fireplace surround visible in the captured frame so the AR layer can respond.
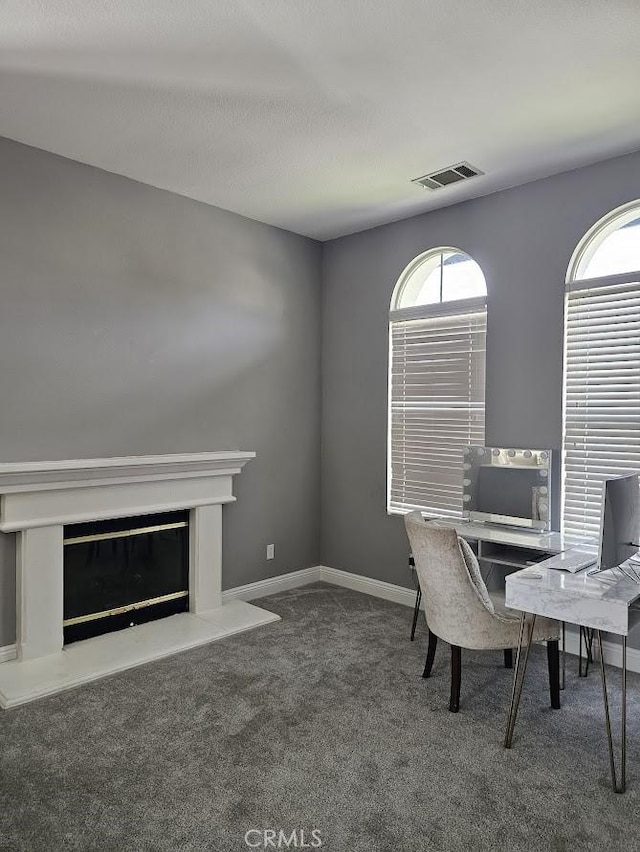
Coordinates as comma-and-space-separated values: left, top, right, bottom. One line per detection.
0, 451, 280, 708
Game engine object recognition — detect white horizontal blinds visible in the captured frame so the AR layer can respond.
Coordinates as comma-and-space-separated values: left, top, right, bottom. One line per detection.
563, 277, 640, 537
389, 306, 486, 516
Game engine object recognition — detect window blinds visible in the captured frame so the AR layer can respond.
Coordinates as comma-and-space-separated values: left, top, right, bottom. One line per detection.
388, 305, 486, 516
563, 276, 640, 537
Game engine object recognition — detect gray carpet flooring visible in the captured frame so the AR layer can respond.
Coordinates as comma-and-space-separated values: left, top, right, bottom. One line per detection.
1, 583, 640, 851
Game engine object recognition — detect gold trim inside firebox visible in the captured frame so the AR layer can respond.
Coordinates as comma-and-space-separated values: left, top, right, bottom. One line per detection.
63, 590, 189, 627
64, 520, 188, 546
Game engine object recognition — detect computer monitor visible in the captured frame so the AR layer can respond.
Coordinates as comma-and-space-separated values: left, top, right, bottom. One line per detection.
598, 473, 640, 571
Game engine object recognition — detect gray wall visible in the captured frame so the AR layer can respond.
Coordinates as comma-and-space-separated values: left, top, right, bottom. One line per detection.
2, 134, 639, 650
321, 149, 640, 588
0, 137, 322, 647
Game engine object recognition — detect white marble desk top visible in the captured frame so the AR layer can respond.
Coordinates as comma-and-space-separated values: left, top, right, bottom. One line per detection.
506, 559, 640, 635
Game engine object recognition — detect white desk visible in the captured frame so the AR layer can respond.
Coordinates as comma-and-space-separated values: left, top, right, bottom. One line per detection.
507, 561, 640, 636
505, 558, 640, 792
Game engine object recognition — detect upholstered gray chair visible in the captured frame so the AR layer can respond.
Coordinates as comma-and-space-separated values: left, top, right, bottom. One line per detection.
404, 511, 561, 712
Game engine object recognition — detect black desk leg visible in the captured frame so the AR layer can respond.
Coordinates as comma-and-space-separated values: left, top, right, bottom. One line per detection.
579, 626, 595, 677
584, 628, 595, 677
410, 587, 422, 641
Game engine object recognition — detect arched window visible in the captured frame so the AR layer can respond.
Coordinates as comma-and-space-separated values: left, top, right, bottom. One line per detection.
388, 248, 487, 517
563, 201, 640, 536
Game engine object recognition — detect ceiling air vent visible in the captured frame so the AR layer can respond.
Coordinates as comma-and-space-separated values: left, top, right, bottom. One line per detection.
412, 162, 483, 191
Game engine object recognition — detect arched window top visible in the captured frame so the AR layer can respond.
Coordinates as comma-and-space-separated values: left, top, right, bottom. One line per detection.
392, 247, 486, 312
567, 200, 640, 283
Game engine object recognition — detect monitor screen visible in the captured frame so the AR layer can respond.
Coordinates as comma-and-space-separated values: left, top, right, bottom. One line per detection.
598, 473, 640, 571
462, 447, 552, 530
475, 467, 543, 520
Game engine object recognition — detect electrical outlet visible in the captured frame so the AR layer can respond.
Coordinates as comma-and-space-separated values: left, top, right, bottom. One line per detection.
266, 543, 275, 560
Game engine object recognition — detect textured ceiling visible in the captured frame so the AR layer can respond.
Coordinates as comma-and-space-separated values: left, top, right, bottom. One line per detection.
1, 1, 640, 240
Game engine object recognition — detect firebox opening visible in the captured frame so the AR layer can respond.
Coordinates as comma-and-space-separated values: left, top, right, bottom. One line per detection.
63, 510, 189, 644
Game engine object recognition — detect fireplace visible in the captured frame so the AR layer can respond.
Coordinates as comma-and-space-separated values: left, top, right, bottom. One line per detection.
63, 510, 190, 643
0, 452, 281, 708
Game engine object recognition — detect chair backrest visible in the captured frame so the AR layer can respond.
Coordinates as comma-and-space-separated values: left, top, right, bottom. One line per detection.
404, 511, 497, 648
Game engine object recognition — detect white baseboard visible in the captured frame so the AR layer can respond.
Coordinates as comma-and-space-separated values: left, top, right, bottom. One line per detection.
2, 563, 638, 675
317, 565, 419, 609
222, 565, 416, 606
561, 625, 640, 674
223, 563, 419, 610
0, 645, 17, 664
311, 566, 640, 674
222, 566, 323, 603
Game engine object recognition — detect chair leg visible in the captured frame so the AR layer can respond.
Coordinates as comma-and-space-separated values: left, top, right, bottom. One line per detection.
504, 649, 513, 669
422, 630, 438, 678
547, 640, 561, 710
410, 588, 422, 641
449, 645, 461, 713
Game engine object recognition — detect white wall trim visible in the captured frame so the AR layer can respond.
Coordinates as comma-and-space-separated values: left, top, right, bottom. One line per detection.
222, 565, 418, 609
602, 640, 640, 673
222, 566, 323, 602
3, 563, 637, 675
0, 645, 17, 664
224, 563, 640, 675
317, 565, 419, 608
561, 625, 640, 674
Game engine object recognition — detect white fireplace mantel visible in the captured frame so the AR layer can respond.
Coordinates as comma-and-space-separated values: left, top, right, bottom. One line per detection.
0, 452, 280, 708
0, 450, 256, 531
